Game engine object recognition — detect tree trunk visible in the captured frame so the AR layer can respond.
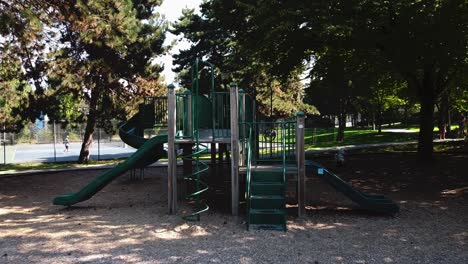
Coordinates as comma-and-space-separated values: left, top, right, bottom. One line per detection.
439, 90, 450, 134
78, 88, 100, 163
337, 111, 346, 142
417, 76, 436, 161
372, 111, 376, 130
377, 111, 383, 134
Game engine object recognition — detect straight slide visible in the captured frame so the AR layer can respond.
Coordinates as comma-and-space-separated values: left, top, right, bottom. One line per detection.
53, 113, 167, 206
306, 161, 399, 215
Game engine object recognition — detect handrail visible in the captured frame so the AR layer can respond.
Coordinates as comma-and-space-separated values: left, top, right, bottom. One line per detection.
281, 123, 287, 186
246, 124, 253, 203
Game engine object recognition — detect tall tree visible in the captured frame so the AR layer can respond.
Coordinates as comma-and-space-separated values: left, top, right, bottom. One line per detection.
1, 0, 168, 163
354, 0, 468, 160
172, 2, 317, 117
212, 0, 468, 160
0, 42, 31, 132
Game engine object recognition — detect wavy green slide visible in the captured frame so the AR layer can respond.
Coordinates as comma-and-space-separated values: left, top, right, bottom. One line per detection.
53, 112, 167, 206
306, 161, 399, 215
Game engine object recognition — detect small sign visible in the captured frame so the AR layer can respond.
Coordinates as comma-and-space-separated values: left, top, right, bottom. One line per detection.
298, 124, 304, 128
318, 168, 324, 175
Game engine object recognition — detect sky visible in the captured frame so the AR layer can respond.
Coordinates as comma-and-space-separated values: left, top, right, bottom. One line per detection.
155, 0, 203, 85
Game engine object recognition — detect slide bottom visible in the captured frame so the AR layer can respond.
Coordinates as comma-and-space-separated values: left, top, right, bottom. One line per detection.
306, 161, 399, 215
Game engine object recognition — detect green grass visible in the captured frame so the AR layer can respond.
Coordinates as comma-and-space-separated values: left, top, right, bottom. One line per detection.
349, 140, 465, 154
0, 159, 123, 173
305, 128, 418, 150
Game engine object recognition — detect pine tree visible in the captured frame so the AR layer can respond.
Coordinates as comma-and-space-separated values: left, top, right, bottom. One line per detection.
1, 0, 168, 163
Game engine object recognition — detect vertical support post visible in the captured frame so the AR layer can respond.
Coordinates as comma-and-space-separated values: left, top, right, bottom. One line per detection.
296, 111, 306, 217
53, 121, 57, 162
186, 90, 192, 137
167, 84, 178, 214
230, 82, 239, 216
239, 89, 246, 166
3, 125, 6, 165
97, 127, 101, 161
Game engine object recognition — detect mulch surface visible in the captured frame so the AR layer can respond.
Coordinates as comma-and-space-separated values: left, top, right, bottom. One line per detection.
0, 143, 467, 263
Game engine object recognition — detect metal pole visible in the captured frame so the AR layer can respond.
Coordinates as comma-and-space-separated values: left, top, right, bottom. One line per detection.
98, 127, 101, 161
230, 82, 239, 216
3, 125, 6, 165
167, 84, 178, 214
53, 121, 57, 162
296, 112, 306, 217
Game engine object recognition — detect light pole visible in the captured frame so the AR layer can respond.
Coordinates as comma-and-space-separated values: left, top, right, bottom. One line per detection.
53, 120, 57, 162
3, 125, 6, 165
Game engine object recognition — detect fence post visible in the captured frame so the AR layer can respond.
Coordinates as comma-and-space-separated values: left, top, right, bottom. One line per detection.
230, 82, 239, 216
296, 111, 306, 217
2, 125, 6, 165
53, 121, 57, 162
167, 84, 178, 214
98, 127, 101, 161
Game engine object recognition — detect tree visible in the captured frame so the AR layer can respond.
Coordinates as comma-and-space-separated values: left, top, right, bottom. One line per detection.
211, 0, 468, 160
354, 0, 468, 160
0, 42, 31, 132
171, 2, 318, 117
1, 0, 168, 163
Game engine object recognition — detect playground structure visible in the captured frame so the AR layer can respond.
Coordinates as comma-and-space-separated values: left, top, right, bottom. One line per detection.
53, 59, 399, 231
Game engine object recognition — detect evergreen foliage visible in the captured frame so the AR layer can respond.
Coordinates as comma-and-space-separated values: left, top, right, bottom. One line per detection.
1, 0, 168, 163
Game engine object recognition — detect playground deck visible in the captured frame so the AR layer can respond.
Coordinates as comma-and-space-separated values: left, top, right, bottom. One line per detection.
239, 164, 298, 174
174, 129, 231, 144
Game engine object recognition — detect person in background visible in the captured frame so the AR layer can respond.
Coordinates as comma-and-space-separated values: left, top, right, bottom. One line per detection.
64, 136, 70, 152
458, 113, 466, 138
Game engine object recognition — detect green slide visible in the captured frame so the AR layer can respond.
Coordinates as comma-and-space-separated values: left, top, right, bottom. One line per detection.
53, 113, 167, 206
306, 161, 399, 215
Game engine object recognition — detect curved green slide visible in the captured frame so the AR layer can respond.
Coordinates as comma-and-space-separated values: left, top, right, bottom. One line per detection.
306, 161, 399, 215
53, 112, 167, 206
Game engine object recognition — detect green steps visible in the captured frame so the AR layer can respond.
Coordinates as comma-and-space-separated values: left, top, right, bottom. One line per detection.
251, 182, 284, 195
250, 195, 285, 209
251, 171, 283, 182
247, 170, 286, 231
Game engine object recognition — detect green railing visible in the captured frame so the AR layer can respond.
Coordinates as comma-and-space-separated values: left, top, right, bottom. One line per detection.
245, 124, 253, 214
144, 97, 168, 126
253, 121, 296, 163
281, 123, 287, 190
211, 91, 231, 139
175, 91, 192, 139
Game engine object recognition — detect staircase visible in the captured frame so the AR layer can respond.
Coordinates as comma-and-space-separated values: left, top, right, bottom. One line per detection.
245, 122, 289, 231
247, 170, 286, 231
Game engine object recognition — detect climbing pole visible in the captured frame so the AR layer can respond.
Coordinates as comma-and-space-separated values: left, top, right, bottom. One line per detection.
181, 58, 213, 221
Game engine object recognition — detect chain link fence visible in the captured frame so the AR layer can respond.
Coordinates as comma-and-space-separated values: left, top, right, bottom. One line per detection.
1, 122, 135, 164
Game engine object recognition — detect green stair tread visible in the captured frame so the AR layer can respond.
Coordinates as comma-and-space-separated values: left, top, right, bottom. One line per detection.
254, 170, 283, 175
251, 182, 283, 186
250, 194, 284, 200
250, 182, 285, 195
249, 208, 286, 215
248, 224, 286, 231
248, 168, 287, 230
252, 170, 284, 182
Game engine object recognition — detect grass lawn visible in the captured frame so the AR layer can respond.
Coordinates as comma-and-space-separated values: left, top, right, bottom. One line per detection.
305, 128, 419, 150
0, 159, 123, 173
